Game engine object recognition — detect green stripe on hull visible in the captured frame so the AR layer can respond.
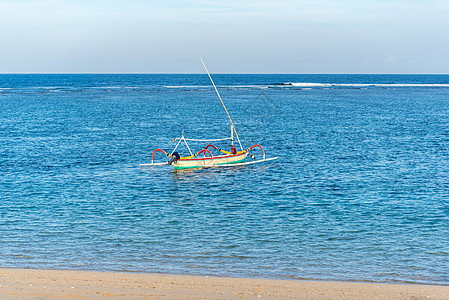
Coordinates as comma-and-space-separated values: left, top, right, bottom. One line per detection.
173, 158, 246, 170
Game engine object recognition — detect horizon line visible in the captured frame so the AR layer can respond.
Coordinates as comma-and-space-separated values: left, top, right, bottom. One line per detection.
1, 72, 449, 75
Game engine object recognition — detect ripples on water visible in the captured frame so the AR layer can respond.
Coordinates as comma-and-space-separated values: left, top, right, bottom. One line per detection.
1, 74, 449, 284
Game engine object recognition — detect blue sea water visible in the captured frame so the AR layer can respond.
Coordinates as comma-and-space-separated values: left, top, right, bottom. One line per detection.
1, 74, 449, 285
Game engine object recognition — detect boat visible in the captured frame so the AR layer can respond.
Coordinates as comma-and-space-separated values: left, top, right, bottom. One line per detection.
140, 59, 278, 170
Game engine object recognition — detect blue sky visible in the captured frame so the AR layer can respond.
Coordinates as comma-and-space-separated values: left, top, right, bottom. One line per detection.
0, 0, 448, 73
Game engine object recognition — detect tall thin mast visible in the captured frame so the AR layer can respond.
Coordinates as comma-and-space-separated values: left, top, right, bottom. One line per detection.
200, 58, 243, 151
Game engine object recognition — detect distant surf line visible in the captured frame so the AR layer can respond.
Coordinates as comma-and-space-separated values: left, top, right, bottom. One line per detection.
165, 83, 449, 89
280, 82, 449, 88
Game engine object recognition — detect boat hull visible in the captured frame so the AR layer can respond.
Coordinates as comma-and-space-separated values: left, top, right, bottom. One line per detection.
173, 152, 248, 169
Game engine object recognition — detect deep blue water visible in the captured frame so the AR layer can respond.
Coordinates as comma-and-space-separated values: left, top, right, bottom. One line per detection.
1, 74, 449, 285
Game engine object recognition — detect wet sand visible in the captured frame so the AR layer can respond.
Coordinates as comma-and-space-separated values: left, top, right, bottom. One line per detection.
0, 268, 448, 299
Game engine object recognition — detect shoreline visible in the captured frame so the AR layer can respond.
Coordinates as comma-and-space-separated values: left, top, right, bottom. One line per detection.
1, 268, 448, 299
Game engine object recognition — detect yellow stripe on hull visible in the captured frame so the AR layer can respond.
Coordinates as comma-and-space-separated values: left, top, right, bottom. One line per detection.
173, 152, 248, 169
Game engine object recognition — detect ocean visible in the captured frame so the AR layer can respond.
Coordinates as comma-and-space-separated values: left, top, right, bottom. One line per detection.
1, 74, 448, 285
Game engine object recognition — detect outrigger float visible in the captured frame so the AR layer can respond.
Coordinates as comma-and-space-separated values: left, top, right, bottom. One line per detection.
140, 59, 278, 170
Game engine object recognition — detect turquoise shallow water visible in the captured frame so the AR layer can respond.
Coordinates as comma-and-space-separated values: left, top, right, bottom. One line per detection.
1, 74, 449, 284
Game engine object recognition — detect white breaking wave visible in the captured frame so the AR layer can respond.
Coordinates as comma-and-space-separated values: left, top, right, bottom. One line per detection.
165, 85, 209, 89
165, 83, 449, 89
282, 82, 332, 87
165, 85, 268, 89
281, 82, 449, 88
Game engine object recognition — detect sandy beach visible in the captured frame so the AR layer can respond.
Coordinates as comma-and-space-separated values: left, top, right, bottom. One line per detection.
0, 268, 448, 299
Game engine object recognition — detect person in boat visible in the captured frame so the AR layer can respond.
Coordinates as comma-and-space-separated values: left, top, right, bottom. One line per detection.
231, 145, 237, 155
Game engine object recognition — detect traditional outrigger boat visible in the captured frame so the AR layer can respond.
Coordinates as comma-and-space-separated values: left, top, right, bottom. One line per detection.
140, 59, 278, 170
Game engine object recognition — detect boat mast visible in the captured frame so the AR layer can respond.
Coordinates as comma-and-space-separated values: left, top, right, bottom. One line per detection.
200, 58, 243, 151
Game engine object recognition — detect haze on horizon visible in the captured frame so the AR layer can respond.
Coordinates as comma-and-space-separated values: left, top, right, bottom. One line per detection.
0, 0, 448, 74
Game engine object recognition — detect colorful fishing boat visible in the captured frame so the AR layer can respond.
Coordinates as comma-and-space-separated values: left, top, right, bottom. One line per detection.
140, 59, 278, 169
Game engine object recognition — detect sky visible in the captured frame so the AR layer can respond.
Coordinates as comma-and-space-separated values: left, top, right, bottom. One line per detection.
0, 0, 448, 73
